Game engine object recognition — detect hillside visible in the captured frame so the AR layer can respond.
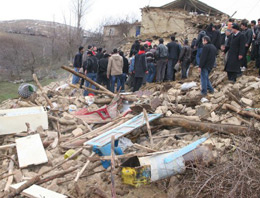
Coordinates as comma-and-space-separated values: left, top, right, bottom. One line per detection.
0, 19, 87, 82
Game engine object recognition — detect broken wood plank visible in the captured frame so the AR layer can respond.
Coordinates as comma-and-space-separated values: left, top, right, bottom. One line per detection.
110, 135, 116, 198
223, 103, 260, 121
74, 152, 95, 182
133, 143, 157, 153
4, 155, 15, 192
143, 109, 154, 145
61, 65, 114, 96
10, 181, 67, 198
0, 144, 16, 150
16, 134, 48, 168
156, 117, 249, 136
70, 83, 115, 98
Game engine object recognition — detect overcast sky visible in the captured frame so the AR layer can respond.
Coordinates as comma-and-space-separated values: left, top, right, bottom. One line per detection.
0, 0, 259, 30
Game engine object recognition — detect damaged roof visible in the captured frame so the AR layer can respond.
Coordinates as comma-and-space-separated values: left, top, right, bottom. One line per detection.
161, 0, 228, 16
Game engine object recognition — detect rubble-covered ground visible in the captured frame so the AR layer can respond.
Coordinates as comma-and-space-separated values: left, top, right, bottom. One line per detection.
1, 57, 260, 198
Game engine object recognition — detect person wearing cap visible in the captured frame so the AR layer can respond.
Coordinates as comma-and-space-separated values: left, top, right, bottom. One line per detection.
155, 38, 168, 82
83, 51, 98, 96
199, 36, 217, 96
178, 39, 191, 79
166, 36, 181, 81
240, 21, 253, 71
255, 19, 260, 73
72, 46, 84, 84
225, 23, 246, 83
107, 48, 124, 93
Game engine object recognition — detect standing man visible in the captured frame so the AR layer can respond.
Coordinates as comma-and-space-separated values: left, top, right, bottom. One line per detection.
72, 46, 84, 84
166, 36, 180, 81
119, 51, 129, 92
83, 51, 98, 96
107, 48, 124, 93
133, 46, 148, 92
178, 39, 191, 79
225, 23, 246, 83
199, 36, 217, 96
155, 38, 168, 82
255, 19, 260, 73
251, 20, 257, 61
97, 54, 110, 90
240, 21, 253, 71
195, 30, 207, 66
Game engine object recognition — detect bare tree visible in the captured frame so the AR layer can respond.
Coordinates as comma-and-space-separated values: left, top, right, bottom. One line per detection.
71, 0, 92, 45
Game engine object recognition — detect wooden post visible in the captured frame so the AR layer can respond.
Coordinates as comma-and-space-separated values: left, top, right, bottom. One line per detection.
143, 109, 154, 145
74, 152, 95, 182
111, 135, 116, 198
61, 65, 114, 96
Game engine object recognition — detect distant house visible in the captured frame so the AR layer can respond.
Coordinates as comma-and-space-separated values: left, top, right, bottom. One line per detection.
103, 21, 141, 39
140, 0, 229, 39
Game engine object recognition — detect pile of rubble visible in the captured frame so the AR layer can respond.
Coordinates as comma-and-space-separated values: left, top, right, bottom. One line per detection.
0, 63, 260, 198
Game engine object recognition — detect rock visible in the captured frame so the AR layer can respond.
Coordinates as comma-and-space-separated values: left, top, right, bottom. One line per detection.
195, 106, 209, 117
82, 149, 91, 157
63, 112, 75, 120
201, 103, 213, 111
187, 109, 196, 116
155, 106, 168, 114
208, 112, 220, 123
38, 166, 50, 175
46, 150, 54, 161
168, 88, 180, 95
61, 160, 77, 170
72, 128, 83, 137
36, 125, 44, 133
211, 95, 226, 104
166, 111, 172, 117
13, 170, 23, 183
48, 179, 60, 192
213, 91, 223, 99
47, 131, 58, 139
241, 97, 253, 106
231, 101, 241, 109
221, 117, 241, 125
160, 129, 171, 136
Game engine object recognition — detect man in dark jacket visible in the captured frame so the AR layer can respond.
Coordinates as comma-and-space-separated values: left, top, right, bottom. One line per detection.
72, 46, 84, 84
195, 30, 207, 66
241, 21, 253, 70
212, 25, 221, 50
97, 54, 110, 90
83, 51, 98, 96
250, 20, 257, 61
255, 19, 260, 73
178, 39, 191, 79
155, 38, 168, 82
199, 36, 217, 96
96, 48, 104, 60
133, 46, 148, 92
118, 51, 129, 92
225, 23, 246, 82
166, 36, 180, 81
146, 49, 155, 83
130, 40, 141, 57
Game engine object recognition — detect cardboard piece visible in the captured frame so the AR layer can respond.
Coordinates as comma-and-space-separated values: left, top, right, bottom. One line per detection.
16, 134, 48, 168
10, 181, 67, 198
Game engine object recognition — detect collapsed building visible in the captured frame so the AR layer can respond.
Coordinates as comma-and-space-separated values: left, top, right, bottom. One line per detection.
140, 0, 229, 41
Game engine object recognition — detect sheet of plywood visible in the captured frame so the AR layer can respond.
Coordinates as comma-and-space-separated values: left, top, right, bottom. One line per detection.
16, 134, 48, 168
0, 106, 48, 135
85, 113, 162, 147
10, 181, 67, 198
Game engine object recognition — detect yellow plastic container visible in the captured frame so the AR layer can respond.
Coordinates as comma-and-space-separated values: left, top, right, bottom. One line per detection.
121, 166, 151, 187
64, 149, 77, 160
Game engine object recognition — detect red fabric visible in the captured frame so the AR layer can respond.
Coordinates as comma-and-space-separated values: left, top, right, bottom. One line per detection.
138, 50, 145, 55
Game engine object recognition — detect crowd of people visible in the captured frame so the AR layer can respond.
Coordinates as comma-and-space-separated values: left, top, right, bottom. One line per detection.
71, 18, 260, 97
